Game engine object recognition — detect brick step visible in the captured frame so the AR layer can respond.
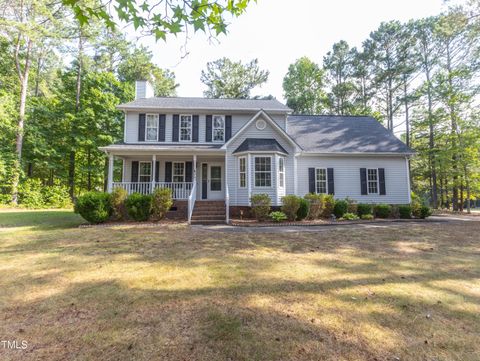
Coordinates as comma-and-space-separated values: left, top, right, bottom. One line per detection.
192, 211, 226, 216
193, 207, 225, 212
195, 201, 225, 205
191, 219, 226, 225
191, 215, 225, 221
194, 203, 225, 208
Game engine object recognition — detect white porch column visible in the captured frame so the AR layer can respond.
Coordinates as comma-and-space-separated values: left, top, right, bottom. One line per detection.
151, 154, 156, 192
107, 153, 114, 193
247, 153, 252, 205
193, 154, 197, 182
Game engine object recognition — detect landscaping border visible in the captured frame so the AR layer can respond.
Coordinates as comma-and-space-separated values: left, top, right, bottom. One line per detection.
230, 218, 433, 227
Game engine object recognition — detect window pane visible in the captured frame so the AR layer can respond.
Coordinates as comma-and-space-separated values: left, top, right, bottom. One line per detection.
315, 168, 327, 194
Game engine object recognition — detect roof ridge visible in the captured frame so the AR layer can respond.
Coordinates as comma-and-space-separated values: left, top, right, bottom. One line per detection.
147, 96, 281, 101
288, 114, 373, 118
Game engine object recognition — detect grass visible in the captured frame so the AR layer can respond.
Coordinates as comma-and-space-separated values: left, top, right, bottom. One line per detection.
0, 210, 479, 361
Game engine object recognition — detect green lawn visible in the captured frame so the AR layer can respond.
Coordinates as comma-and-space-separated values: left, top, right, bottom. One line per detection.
0, 210, 479, 361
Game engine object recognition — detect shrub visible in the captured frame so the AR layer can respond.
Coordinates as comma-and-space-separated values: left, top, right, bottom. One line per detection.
333, 199, 348, 218
151, 187, 173, 220
345, 197, 358, 214
125, 193, 152, 221
0, 193, 10, 205
322, 194, 335, 218
18, 179, 44, 208
74, 192, 111, 224
42, 181, 71, 208
250, 193, 271, 221
296, 198, 309, 221
281, 195, 301, 221
399, 205, 412, 219
110, 187, 128, 220
374, 204, 391, 218
357, 203, 373, 217
390, 205, 400, 219
361, 214, 374, 220
415, 205, 432, 219
340, 212, 359, 221
304, 193, 324, 219
270, 211, 287, 222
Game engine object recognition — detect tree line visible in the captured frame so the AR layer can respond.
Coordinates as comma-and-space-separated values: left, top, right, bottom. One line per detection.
1, 1, 479, 211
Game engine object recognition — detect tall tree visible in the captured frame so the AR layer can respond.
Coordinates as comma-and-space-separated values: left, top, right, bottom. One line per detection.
0, 0, 64, 203
201, 58, 269, 99
283, 57, 326, 114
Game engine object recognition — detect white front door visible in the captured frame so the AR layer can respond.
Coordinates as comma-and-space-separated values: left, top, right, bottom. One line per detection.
199, 162, 224, 200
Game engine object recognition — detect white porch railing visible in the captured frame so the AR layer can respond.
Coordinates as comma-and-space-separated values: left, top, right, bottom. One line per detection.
112, 182, 193, 199
187, 182, 197, 223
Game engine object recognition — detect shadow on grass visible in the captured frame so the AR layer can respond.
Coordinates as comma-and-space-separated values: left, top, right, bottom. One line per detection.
0, 210, 84, 230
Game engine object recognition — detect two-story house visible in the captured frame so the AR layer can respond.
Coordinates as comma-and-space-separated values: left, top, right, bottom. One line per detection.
100, 80, 413, 224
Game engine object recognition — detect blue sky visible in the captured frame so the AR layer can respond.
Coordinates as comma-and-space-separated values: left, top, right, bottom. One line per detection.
133, 0, 451, 101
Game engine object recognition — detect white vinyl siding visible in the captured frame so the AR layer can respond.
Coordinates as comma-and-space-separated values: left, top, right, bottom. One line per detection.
124, 112, 287, 144
297, 156, 410, 204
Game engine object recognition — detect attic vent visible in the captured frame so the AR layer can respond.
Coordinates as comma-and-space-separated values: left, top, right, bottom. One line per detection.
256, 119, 266, 130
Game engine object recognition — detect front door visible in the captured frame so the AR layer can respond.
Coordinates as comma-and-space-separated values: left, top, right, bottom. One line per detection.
200, 163, 224, 200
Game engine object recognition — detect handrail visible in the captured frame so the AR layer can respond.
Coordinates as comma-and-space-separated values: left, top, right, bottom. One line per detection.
225, 183, 230, 224
187, 182, 196, 223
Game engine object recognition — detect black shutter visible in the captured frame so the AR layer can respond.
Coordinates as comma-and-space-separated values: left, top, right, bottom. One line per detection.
308, 168, 316, 194
360, 168, 368, 195
155, 161, 160, 182
192, 115, 199, 142
165, 162, 172, 182
131, 161, 139, 182
138, 114, 145, 141
158, 114, 166, 142
172, 115, 179, 142
225, 115, 232, 141
327, 168, 334, 195
379, 168, 386, 195
185, 161, 193, 182
206, 115, 212, 142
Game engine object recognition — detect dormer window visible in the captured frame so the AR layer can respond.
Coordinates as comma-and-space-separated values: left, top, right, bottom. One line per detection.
146, 114, 159, 141
213, 115, 225, 142
180, 115, 192, 141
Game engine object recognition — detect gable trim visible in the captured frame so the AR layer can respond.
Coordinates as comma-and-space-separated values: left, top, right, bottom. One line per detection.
221, 109, 301, 151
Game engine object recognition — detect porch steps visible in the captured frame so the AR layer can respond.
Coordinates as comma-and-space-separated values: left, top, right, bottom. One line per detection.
191, 201, 226, 225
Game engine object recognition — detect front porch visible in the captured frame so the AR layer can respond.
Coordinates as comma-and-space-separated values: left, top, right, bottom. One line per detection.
105, 151, 229, 223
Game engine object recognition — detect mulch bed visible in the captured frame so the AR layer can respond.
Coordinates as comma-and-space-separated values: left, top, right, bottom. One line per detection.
230, 218, 429, 227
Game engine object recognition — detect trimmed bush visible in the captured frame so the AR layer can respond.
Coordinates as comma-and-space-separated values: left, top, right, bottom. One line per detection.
345, 197, 358, 214
281, 195, 301, 221
125, 193, 152, 221
151, 187, 173, 220
374, 204, 391, 218
340, 212, 359, 221
416, 205, 432, 219
296, 198, 309, 221
322, 194, 335, 218
110, 187, 128, 220
74, 192, 112, 224
304, 193, 324, 219
270, 211, 287, 222
333, 199, 348, 218
250, 193, 271, 221
361, 214, 374, 220
357, 203, 373, 217
399, 205, 412, 219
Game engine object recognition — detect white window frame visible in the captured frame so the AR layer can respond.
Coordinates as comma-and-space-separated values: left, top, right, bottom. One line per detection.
173, 162, 185, 183
145, 114, 159, 142
315, 168, 328, 194
278, 157, 285, 188
238, 156, 246, 188
212, 115, 225, 143
139, 161, 152, 182
179, 114, 192, 142
254, 156, 272, 188
367, 168, 379, 194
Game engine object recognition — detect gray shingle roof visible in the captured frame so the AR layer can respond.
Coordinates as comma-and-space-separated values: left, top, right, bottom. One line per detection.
287, 115, 413, 154
233, 138, 289, 154
117, 97, 292, 112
